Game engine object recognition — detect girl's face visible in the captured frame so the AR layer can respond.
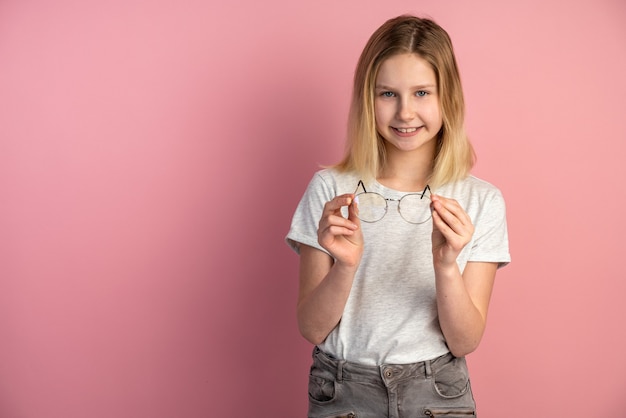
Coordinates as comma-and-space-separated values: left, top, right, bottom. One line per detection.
374, 53, 442, 156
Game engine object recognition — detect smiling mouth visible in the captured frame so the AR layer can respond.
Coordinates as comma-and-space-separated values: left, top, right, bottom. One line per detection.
393, 127, 419, 133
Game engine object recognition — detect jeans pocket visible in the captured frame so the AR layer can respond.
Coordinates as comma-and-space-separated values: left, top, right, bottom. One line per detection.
308, 374, 336, 403
431, 357, 470, 399
424, 407, 475, 416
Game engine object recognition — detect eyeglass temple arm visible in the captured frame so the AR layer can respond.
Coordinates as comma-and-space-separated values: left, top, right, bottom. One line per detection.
355, 180, 367, 194
421, 185, 431, 199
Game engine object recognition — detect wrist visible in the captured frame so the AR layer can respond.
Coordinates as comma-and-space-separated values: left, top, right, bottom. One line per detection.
433, 260, 460, 279
333, 259, 360, 275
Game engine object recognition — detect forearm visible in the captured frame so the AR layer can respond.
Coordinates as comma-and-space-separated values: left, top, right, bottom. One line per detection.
435, 264, 486, 357
297, 262, 357, 345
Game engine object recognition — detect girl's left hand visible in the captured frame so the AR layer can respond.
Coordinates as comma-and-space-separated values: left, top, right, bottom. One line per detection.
430, 194, 474, 268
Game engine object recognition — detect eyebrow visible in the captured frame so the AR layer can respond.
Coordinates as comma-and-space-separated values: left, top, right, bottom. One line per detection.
375, 84, 437, 90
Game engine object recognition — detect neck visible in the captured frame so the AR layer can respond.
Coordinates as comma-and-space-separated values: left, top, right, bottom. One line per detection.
378, 144, 435, 191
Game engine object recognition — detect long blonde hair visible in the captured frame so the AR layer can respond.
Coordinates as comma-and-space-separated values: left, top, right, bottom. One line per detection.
334, 15, 475, 188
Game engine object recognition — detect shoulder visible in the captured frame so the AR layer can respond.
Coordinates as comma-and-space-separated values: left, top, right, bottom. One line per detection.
307, 168, 361, 195
439, 175, 507, 220
439, 175, 504, 202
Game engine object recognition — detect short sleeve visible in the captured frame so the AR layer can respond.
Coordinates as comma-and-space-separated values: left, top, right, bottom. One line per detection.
468, 188, 511, 268
285, 172, 336, 255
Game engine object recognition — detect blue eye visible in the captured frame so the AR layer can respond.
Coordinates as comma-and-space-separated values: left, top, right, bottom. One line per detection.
381, 91, 395, 98
416, 90, 428, 97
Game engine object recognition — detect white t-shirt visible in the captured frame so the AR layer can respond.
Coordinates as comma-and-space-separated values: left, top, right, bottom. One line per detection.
286, 169, 511, 365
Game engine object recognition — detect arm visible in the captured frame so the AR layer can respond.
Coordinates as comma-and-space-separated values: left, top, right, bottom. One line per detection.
296, 194, 363, 345
430, 194, 498, 357
434, 261, 497, 357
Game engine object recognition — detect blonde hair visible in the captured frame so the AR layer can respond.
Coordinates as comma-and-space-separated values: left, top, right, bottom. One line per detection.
334, 15, 475, 188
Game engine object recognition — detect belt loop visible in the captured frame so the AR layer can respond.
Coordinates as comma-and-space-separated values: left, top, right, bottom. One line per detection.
425, 359, 432, 379
337, 360, 346, 382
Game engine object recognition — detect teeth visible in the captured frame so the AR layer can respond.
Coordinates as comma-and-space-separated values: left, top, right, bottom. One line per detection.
396, 127, 417, 133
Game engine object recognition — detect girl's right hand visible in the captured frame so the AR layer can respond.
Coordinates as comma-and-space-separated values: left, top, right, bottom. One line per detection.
317, 194, 363, 268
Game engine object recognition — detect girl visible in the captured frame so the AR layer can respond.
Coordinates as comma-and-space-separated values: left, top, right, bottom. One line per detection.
286, 15, 510, 418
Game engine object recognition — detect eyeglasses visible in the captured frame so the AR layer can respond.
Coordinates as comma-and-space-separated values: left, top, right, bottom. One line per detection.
353, 180, 432, 224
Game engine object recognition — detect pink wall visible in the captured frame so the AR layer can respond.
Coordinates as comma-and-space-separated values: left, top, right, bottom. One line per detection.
1, 0, 625, 416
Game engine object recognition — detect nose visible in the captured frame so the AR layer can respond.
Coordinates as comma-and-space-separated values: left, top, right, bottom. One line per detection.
397, 97, 415, 121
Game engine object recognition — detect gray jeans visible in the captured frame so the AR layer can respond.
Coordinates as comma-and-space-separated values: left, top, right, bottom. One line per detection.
308, 347, 476, 418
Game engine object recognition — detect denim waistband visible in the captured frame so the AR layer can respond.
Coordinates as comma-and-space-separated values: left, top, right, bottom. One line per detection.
312, 347, 455, 386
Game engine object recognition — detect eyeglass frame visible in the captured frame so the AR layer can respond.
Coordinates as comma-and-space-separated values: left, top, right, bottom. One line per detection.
353, 180, 432, 224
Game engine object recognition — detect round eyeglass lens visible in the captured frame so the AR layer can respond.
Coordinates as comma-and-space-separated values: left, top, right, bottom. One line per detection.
398, 194, 431, 224
355, 192, 387, 223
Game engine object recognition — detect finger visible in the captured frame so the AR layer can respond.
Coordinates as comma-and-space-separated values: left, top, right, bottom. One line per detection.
319, 214, 358, 232
324, 194, 355, 214
347, 197, 361, 224
431, 208, 453, 236
320, 225, 355, 239
431, 195, 471, 228
432, 204, 472, 242
431, 210, 469, 252
432, 205, 463, 235
431, 195, 461, 215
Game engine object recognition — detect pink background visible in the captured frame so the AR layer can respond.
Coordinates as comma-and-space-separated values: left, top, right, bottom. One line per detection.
1, 0, 625, 417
